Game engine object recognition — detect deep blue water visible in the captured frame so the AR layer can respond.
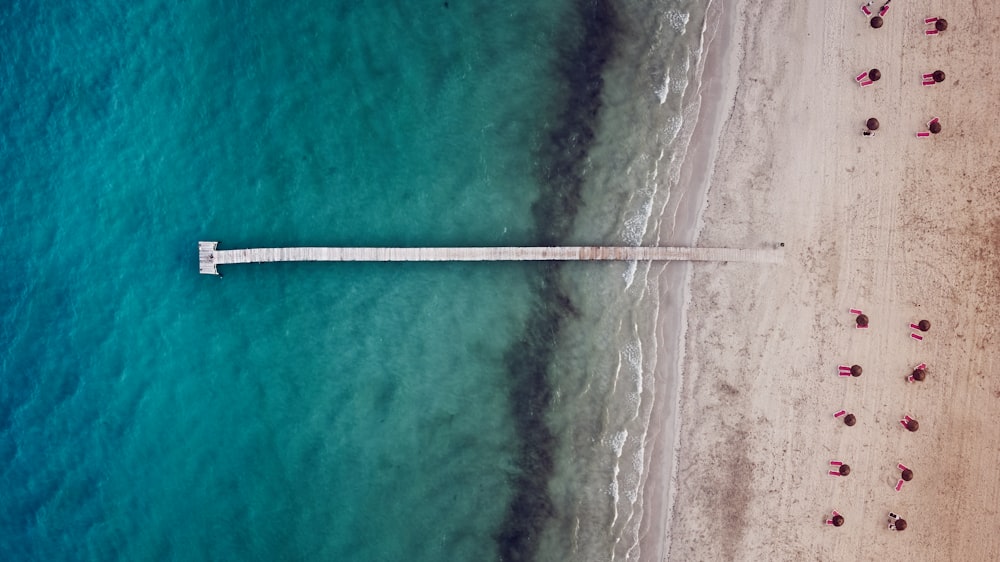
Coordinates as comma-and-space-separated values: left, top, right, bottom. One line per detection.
0, 0, 710, 559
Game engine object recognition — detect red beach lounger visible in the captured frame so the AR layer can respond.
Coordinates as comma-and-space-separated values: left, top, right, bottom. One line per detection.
900, 419, 910, 428
856, 72, 869, 82
839, 365, 852, 371
910, 323, 921, 330
898, 463, 909, 471
834, 410, 847, 418
907, 375, 915, 382
830, 461, 843, 466
895, 479, 904, 492
860, 80, 874, 87
928, 117, 939, 127
850, 308, 864, 315
922, 80, 936, 86
839, 371, 853, 377
879, 5, 890, 16
829, 471, 842, 477
925, 29, 939, 35
911, 332, 924, 339
914, 363, 925, 370
916, 132, 931, 138
925, 17, 938, 24
862, 5, 872, 16
923, 73, 935, 79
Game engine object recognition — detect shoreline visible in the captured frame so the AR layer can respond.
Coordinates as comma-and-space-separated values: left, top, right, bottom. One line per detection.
639, 0, 740, 559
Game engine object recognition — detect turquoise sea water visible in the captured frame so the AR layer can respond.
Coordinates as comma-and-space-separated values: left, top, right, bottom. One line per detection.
0, 1, 711, 560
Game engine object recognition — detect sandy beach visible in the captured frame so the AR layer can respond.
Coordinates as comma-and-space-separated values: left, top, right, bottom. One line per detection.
662, 0, 1000, 559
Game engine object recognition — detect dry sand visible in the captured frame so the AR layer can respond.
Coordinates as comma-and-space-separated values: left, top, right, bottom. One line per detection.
664, 0, 1000, 559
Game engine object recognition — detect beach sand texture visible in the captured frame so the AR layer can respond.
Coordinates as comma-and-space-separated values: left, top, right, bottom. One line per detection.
666, 0, 1000, 559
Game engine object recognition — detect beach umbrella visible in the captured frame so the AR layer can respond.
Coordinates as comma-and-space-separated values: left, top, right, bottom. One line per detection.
912, 368, 927, 381
856, 314, 869, 327
832, 515, 845, 527
936, 19, 948, 31
894, 519, 908, 531
905, 419, 919, 432
871, 16, 884, 29
839, 464, 851, 476
850, 365, 863, 377
844, 414, 857, 426
901, 468, 914, 481
918, 319, 931, 331
866, 118, 880, 131
933, 70, 945, 82
869, 68, 882, 81
929, 122, 942, 134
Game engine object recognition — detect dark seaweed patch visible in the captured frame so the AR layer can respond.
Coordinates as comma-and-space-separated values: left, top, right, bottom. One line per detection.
497, 1, 618, 557
532, 0, 618, 246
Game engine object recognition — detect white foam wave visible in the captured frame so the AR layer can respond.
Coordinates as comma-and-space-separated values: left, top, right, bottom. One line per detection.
666, 9, 690, 34
610, 429, 628, 458
655, 74, 670, 105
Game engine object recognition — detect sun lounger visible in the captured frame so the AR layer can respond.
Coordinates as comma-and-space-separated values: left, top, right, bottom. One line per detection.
905, 415, 913, 422
925, 29, 939, 35
860, 80, 874, 87
879, 5, 890, 16
898, 463, 909, 471
916, 132, 931, 138
829, 471, 842, 476
839, 365, 851, 371
850, 308, 863, 315
899, 419, 909, 428
830, 461, 843, 466
907, 375, 915, 382
922, 79, 936, 86
839, 371, 853, 377
911, 332, 924, 339
895, 479, 904, 492
923, 73, 935, 79
925, 17, 938, 24
862, 5, 873, 16
914, 363, 925, 370
834, 410, 847, 418
855, 72, 869, 82
927, 118, 939, 127
910, 323, 921, 329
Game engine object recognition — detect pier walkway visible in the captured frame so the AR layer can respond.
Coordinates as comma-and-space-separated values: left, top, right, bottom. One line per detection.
198, 242, 783, 275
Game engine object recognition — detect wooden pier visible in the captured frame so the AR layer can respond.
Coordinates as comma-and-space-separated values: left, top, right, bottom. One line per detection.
198, 241, 783, 275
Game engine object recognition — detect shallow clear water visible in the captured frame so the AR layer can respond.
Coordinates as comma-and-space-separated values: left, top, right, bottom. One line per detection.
0, 0, 710, 560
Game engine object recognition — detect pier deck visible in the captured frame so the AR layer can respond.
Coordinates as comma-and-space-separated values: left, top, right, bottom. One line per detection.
198, 242, 783, 275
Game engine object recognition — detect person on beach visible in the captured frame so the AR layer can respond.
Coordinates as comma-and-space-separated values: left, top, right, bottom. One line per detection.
863, 130, 876, 137
888, 512, 907, 531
